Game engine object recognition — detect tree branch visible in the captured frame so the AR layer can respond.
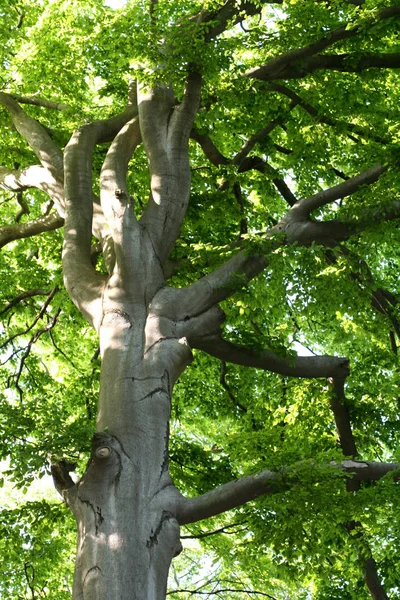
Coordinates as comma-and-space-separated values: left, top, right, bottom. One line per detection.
191, 108, 297, 205
168, 588, 277, 598
181, 520, 248, 539
289, 163, 387, 219
190, 128, 229, 166
63, 106, 136, 325
7, 94, 71, 111
158, 155, 396, 329
0, 213, 64, 250
244, 7, 400, 81
233, 116, 291, 168
195, 335, 349, 379
177, 1, 280, 45
248, 52, 400, 81
0, 286, 59, 350
50, 460, 78, 510
0, 164, 63, 208
262, 53, 400, 79
139, 73, 202, 263
0, 93, 64, 183
267, 82, 390, 144
238, 158, 298, 206
328, 378, 390, 598
219, 360, 248, 413
100, 116, 141, 282
177, 460, 400, 525
5, 306, 61, 401
0, 288, 50, 317
329, 377, 358, 460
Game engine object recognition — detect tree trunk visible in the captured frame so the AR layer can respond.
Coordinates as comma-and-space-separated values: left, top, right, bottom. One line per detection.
67, 298, 192, 600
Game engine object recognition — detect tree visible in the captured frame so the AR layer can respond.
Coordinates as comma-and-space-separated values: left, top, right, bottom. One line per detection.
0, 0, 400, 598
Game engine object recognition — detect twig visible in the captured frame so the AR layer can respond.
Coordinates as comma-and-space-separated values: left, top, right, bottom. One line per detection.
0, 286, 59, 347
0, 288, 49, 317
49, 329, 82, 372
167, 588, 277, 598
23, 563, 36, 600
220, 361, 248, 413
12, 309, 61, 400
181, 520, 248, 539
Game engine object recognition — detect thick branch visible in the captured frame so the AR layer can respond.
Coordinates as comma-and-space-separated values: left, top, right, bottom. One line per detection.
289, 163, 387, 219
100, 117, 141, 277
0, 164, 64, 209
0, 99, 119, 261
176, 250, 268, 317
195, 336, 349, 379
363, 558, 390, 600
8, 94, 71, 110
139, 73, 201, 263
63, 107, 136, 325
173, 161, 397, 318
190, 128, 229, 166
0, 213, 64, 250
248, 52, 400, 81
264, 53, 400, 79
178, 461, 400, 524
329, 377, 358, 459
188, 0, 280, 42
0, 93, 64, 182
51, 460, 78, 510
244, 7, 400, 81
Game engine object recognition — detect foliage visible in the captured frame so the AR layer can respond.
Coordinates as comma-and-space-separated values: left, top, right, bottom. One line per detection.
1, 0, 400, 598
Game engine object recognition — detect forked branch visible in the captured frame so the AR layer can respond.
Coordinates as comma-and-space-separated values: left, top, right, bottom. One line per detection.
100, 116, 141, 277
139, 73, 201, 263
245, 6, 400, 81
63, 106, 136, 325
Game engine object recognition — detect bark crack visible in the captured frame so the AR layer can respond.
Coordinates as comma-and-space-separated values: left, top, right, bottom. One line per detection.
77, 496, 100, 535
144, 336, 181, 355
160, 422, 170, 477
83, 566, 102, 586
146, 510, 173, 549
137, 387, 170, 403
96, 506, 105, 529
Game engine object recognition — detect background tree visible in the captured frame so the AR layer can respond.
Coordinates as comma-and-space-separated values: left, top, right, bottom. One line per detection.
0, 0, 400, 598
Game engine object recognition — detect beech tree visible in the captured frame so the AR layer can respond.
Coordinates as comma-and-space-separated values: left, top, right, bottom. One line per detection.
1, 0, 400, 598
